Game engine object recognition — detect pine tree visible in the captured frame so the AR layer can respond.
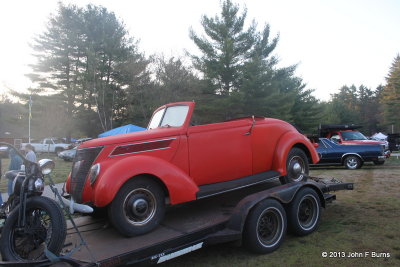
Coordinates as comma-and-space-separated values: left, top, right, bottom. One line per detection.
190, 0, 316, 123
27, 3, 150, 136
382, 55, 400, 132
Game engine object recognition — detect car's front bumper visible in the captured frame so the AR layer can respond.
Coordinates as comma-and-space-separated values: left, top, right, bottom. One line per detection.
61, 195, 93, 214
384, 150, 391, 158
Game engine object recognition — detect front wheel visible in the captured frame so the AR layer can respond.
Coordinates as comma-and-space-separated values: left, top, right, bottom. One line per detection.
243, 199, 287, 254
108, 177, 165, 237
280, 148, 309, 184
0, 196, 66, 261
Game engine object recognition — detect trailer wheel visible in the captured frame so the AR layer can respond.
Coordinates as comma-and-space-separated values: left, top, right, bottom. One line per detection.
280, 148, 309, 184
243, 199, 286, 254
108, 177, 165, 237
287, 187, 321, 236
344, 155, 362, 169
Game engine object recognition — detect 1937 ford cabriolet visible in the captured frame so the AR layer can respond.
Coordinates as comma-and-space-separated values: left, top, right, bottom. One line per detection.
64, 102, 319, 236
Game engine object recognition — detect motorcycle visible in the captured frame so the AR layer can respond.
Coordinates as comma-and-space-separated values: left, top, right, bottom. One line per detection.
0, 142, 66, 261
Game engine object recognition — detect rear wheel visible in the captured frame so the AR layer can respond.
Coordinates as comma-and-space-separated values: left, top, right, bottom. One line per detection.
243, 199, 286, 254
280, 148, 309, 184
108, 177, 165, 237
344, 155, 362, 169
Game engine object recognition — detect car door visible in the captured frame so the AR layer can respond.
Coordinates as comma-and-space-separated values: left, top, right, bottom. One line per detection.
319, 139, 342, 164
187, 120, 253, 186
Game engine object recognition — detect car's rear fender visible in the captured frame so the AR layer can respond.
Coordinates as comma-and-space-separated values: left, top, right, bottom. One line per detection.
92, 155, 199, 207
271, 131, 319, 175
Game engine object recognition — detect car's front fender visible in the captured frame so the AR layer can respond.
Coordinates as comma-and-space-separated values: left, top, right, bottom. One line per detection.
91, 155, 199, 207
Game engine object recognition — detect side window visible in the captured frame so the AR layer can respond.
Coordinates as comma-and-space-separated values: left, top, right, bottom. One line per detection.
45, 139, 52, 145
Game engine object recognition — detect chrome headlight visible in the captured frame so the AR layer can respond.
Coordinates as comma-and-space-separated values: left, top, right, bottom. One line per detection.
38, 159, 55, 175
89, 163, 101, 185
34, 178, 45, 192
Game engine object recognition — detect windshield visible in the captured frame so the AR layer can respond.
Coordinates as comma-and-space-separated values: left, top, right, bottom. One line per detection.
341, 131, 368, 141
148, 105, 189, 129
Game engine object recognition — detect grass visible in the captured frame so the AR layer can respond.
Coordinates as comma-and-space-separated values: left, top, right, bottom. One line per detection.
162, 157, 400, 267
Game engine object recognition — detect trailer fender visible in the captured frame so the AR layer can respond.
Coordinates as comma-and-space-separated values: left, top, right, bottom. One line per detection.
226, 182, 325, 234
272, 132, 319, 175
92, 155, 199, 207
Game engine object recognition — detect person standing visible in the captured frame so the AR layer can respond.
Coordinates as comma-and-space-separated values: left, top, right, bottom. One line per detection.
6, 149, 23, 196
24, 144, 37, 163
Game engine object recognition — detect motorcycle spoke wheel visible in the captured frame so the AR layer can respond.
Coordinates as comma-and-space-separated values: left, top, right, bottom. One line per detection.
10, 208, 52, 260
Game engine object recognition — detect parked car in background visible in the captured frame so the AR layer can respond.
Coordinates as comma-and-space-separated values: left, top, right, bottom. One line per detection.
74, 138, 93, 145
22, 138, 71, 154
311, 138, 385, 169
64, 101, 319, 237
318, 124, 389, 152
58, 147, 77, 161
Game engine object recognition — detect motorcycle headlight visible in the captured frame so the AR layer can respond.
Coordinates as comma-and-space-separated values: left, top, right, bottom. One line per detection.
38, 159, 55, 175
34, 178, 45, 192
89, 163, 101, 185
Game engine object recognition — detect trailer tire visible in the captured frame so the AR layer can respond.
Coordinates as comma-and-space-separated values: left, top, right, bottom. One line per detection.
287, 187, 321, 236
280, 148, 309, 184
243, 199, 286, 254
108, 177, 165, 237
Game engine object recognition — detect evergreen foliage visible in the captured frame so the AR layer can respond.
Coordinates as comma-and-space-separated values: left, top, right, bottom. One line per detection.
189, 0, 321, 131
382, 55, 400, 132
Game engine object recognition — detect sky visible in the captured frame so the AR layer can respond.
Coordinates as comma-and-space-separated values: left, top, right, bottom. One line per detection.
0, 0, 399, 101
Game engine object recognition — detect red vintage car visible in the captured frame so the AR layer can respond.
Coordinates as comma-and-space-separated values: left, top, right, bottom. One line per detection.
64, 102, 319, 236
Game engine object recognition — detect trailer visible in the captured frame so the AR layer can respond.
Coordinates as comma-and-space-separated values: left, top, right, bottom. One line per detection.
0, 177, 353, 266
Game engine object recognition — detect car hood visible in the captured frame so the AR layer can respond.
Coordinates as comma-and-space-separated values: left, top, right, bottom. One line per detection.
80, 127, 182, 149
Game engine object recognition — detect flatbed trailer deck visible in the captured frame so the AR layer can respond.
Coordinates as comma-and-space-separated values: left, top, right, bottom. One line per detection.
0, 178, 353, 266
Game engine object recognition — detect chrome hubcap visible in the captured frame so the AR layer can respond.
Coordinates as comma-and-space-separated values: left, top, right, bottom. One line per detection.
124, 188, 156, 226
288, 156, 305, 182
293, 162, 302, 175
132, 199, 149, 217
346, 157, 358, 169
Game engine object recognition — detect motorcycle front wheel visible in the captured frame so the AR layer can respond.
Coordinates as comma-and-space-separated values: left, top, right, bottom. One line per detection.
0, 196, 66, 261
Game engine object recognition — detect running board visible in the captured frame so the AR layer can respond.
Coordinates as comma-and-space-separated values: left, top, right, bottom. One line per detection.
196, 171, 280, 199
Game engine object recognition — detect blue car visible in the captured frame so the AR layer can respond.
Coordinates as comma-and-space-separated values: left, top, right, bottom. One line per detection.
312, 138, 385, 169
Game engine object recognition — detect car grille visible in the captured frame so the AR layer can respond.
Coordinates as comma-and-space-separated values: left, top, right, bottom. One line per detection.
70, 146, 103, 203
